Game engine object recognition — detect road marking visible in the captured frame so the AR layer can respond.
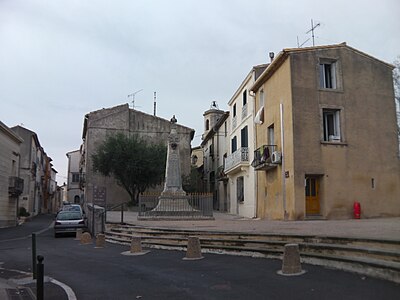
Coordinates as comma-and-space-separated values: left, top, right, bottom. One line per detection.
49, 278, 77, 300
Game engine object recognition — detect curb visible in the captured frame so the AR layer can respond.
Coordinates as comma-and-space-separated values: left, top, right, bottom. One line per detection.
0, 267, 77, 300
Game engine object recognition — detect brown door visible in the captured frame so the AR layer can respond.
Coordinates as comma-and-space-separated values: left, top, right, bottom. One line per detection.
305, 176, 320, 215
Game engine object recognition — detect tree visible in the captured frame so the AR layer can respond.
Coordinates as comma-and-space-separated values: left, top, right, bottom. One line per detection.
92, 133, 167, 205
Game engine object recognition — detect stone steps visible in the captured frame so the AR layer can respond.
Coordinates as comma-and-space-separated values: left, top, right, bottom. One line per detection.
105, 224, 400, 283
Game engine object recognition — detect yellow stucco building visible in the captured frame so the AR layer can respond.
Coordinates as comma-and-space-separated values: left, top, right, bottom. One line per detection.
251, 43, 400, 220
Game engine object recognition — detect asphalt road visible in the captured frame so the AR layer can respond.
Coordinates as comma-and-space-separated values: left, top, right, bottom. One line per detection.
1, 214, 399, 300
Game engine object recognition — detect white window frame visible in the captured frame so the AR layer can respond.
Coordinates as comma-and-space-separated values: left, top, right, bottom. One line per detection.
323, 109, 341, 142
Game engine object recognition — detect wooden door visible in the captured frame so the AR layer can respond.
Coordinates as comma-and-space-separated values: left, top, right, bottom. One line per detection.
305, 177, 320, 215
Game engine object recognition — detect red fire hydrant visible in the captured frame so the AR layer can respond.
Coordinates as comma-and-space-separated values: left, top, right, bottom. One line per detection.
353, 201, 361, 219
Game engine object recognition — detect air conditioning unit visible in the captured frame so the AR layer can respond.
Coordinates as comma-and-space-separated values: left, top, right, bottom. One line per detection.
271, 151, 282, 164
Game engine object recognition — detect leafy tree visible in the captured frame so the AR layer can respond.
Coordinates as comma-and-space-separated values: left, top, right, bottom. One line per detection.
92, 133, 167, 205
182, 166, 204, 193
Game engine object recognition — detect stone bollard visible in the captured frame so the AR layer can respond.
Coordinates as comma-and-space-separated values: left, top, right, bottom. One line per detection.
75, 229, 83, 241
183, 236, 204, 260
277, 243, 306, 276
121, 236, 149, 256
130, 236, 143, 253
95, 234, 106, 248
80, 232, 92, 245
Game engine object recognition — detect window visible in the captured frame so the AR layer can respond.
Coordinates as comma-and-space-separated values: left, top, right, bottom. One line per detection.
72, 173, 80, 183
268, 124, 274, 145
241, 126, 248, 147
237, 176, 244, 203
260, 89, 264, 107
233, 104, 237, 117
323, 109, 341, 141
224, 121, 227, 137
231, 136, 237, 153
319, 61, 337, 89
243, 90, 247, 106
205, 119, 210, 131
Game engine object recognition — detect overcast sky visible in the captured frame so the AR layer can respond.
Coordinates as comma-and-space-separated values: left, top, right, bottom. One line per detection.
1, 0, 399, 183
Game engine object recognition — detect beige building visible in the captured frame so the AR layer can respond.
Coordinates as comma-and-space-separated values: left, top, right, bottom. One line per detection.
0, 121, 23, 227
80, 104, 194, 207
66, 149, 83, 204
251, 43, 400, 220
225, 64, 268, 218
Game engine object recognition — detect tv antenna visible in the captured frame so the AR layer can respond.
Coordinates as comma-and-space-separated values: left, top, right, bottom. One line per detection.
128, 89, 143, 109
306, 19, 320, 47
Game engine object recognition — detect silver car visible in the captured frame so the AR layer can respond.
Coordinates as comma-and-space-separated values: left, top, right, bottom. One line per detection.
54, 210, 86, 237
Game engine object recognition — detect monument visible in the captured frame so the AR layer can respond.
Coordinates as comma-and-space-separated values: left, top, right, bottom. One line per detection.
139, 116, 213, 219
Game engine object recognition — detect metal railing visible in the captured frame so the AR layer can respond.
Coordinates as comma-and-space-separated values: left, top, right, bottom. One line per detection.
251, 145, 277, 169
232, 116, 237, 129
224, 147, 249, 172
241, 103, 248, 119
138, 193, 214, 219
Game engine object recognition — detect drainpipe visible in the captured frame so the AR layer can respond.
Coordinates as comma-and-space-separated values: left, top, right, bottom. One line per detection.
280, 103, 287, 220
16, 152, 21, 224
253, 88, 258, 219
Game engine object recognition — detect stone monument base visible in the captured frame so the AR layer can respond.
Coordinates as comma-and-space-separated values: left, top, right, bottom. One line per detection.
138, 194, 214, 220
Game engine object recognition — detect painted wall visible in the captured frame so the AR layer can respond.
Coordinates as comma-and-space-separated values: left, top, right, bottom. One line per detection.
255, 57, 295, 219
226, 71, 258, 218
291, 47, 400, 219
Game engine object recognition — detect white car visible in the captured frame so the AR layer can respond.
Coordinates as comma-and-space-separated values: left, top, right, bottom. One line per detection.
54, 210, 86, 237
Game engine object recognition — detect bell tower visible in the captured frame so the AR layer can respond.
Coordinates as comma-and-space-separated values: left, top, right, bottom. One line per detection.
202, 101, 225, 140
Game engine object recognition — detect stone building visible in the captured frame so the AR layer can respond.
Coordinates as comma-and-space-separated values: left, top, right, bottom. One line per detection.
11, 125, 55, 216
66, 149, 83, 204
0, 121, 23, 227
201, 102, 229, 211
80, 104, 194, 207
251, 43, 400, 220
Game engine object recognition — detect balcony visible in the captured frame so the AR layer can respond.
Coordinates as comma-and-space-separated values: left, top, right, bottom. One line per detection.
9, 176, 24, 197
241, 104, 248, 119
232, 116, 237, 129
251, 145, 281, 171
224, 147, 249, 174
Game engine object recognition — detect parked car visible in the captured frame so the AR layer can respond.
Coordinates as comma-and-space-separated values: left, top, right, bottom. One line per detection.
54, 210, 86, 237
61, 204, 84, 215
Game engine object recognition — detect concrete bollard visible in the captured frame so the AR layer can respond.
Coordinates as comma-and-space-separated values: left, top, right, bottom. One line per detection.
130, 236, 143, 253
95, 233, 106, 248
277, 243, 306, 276
121, 236, 149, 256
80, 232, 92, 245
183, 236, 204, 260
75, 229, 83, 241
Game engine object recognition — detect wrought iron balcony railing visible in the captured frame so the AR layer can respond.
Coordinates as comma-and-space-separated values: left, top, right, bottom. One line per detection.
9, 176, 24, 197
224, 147, 249, 173
251, 145, 281, 171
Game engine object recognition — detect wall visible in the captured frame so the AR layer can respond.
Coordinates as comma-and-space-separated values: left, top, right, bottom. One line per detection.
227, 71, 257, 218
67, 150, 82, 204
0, 122, 22, 227
291, 46, 400, 219
255, 57, 295, 219
83, 104, 194, 207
